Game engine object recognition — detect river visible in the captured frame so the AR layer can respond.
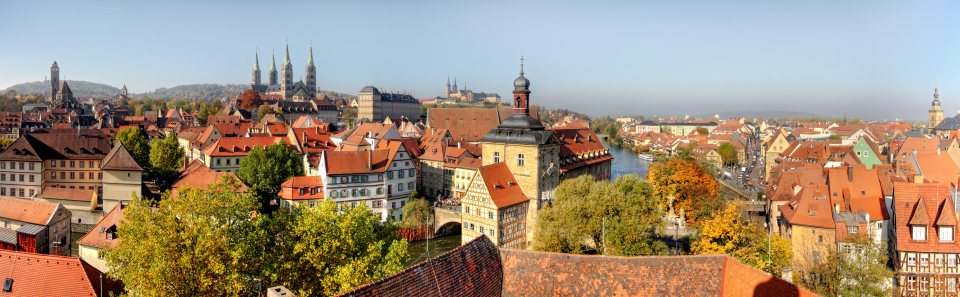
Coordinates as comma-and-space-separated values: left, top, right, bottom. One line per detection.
404, 234, 462, 267
599, 135, 651, 179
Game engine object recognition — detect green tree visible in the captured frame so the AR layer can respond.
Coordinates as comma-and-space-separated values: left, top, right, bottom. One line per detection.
149, 133, 185, 190
717, 142, 739, 166
534, 174, 668, 256
116, 127, 150, 167
260, 201, 409, 296
801, 235, 894, 297
692, 201, 792, 276
695, 127, 709, 135
0, 138, 13, 151
236, 143, 304, 211
401, 195, 433, 226
105, 176, 261, 296
257, 104, 276, 120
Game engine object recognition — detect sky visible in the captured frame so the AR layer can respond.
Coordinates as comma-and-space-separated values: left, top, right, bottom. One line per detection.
1, 0, 959, 120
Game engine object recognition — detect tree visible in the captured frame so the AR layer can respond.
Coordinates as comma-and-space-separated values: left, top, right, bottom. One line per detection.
259, 201, 409, 296
256, 104, 276, 120
717, 142, 739, 166
647, 156, 720, 225
236, 143, 303, 211
695, 127, 709, 135
801, 235, 894, 297
401, 195, 433, 226
116, 127, 150, 167
534, 174, 668, 256
0, 138, 13, 151
149, 132, 185, 189
105, 176, 261, 296
691, 201, 792, 276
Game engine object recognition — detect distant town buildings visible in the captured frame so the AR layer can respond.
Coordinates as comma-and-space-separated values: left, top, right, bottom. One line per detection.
443, 76, 501, 103
356, 86, 421, 122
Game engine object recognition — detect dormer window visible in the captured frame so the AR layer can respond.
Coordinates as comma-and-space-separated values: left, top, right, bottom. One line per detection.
941, 226, 954, 241
912, 225, 927, 241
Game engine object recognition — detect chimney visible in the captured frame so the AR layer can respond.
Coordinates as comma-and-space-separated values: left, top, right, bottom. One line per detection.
457, 142, 461, 149
367, 148, 373, 170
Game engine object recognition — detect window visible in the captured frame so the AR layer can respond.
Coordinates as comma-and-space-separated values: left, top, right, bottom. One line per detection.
949, 278, 957, 293
488, 211, 494, 220
518, 154, 524, 166
921, 254, 930, 266
913, 225, 927, 240
409, 169, 416, 177
494, 152, 500, 163
818, 235, 823, 243
216, 159, 221, 165
70, 161, 75, 168
226, 159, 231, 165
331, 191, 338, 198
908, 276, 917, 291
408, 182, 414, 190
847, 226, 857, 234
28, 163, 33, 170
28, 175, 33, 183
479, 226, 484, 234
377, 187, 383, 195
80, 173, 85, 180
921, 277, 929, 291
50, 172, 55, 179
942, 226, 954, 241
812, 251, 820, 263
465, 206, 471, 214
17, 189, 22, 197
398, 183, 404, 191
387, 172, 393, 179
70, 172, 75, 179
27, 189, 33, 197
79, 161, 84, 168
908, 254, 916, 266
398, 170, 405, 178
950, 254, 957, 267
351, 189, 357, 197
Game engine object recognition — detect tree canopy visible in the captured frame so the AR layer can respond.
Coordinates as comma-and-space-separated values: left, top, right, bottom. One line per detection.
801, 235, 894, 297
647, 156, 721, 225
717, 142, 739, 166
534, 174, 668, 256
401, 192, 433, 226
236, 143, 304, 211
106, 176, 409, 296
116, 127, 150, 167
691, 201, 791, 276
149, 132, 185, 189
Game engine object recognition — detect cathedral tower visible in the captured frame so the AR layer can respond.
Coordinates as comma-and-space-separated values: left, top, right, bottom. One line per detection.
513, 57, 531, 115
305, 45, 316, 93
929, 88, 944, 132
281, 42, 294, 98
269, 51, 278, 86
50, 61, 60, 98
252, 51, 262, 86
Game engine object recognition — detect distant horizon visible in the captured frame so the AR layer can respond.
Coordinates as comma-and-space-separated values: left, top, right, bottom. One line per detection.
2, 1, 958, 120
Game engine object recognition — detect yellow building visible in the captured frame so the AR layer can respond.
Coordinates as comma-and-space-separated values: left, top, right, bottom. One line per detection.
478, 64, 561, 246
764, 128, 790, 180
356, 86, 421, 122
461, 162, 528, 249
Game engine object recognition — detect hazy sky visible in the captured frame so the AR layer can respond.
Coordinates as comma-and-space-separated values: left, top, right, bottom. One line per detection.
1, 0, 958, 120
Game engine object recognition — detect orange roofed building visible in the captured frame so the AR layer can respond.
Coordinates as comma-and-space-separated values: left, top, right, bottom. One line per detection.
461, 162, 529, 249
892, 182, 960, 296
779, 183, 835, 281
277, 176, 325, 208
201, 136, 295, 172
315, 141, 415, 221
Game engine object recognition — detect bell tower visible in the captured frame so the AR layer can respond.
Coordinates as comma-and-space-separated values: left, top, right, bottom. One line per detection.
929, 88, 944, 133
50, 61, 60, 98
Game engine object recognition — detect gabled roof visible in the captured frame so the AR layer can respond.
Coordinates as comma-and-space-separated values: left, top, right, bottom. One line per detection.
476, 162, 528, 208
779, 184, 835, 229
203, 136, 293, 157
322, 143, 402, 175
100, 143, 143, 171
171, 161, 249, 197
937, 198, 957, 226
0, 250, 97, 296
77, 204, 124, 249
909, 197, 931, 225
40, 187, 97, 203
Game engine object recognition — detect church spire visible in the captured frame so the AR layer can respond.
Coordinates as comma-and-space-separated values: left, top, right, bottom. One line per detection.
254, 49, 260, 71
307, 43, 314, 67
283, 40, 291, 66
933, 87, 942, 106
269, 50, 278, 86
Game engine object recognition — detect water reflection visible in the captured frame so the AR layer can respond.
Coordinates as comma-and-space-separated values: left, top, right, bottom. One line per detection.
405, 234, 461, 267
600, 136, 650, 179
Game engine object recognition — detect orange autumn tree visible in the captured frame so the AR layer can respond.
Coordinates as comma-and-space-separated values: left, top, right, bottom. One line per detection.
647, 156, 721, 225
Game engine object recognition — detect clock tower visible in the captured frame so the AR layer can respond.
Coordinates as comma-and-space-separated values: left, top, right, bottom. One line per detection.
479, 57, 561, 246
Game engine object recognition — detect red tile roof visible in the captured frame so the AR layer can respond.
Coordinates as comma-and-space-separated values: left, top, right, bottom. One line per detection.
894, 182, 960, 253
40, 187, 97, 203
322, 146, 395, 175
278, 176, 325, 200
171, 161, 249, 197
0, 196, 61, 225
0, 250, 97, 296
780, 184, 835, 229
203, 136, 293, 157
552, 128, 614, 173
477, 162, 528, 208
77, 204, 124, 249
826, 166, 889, 220
427, 107, 538, 142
